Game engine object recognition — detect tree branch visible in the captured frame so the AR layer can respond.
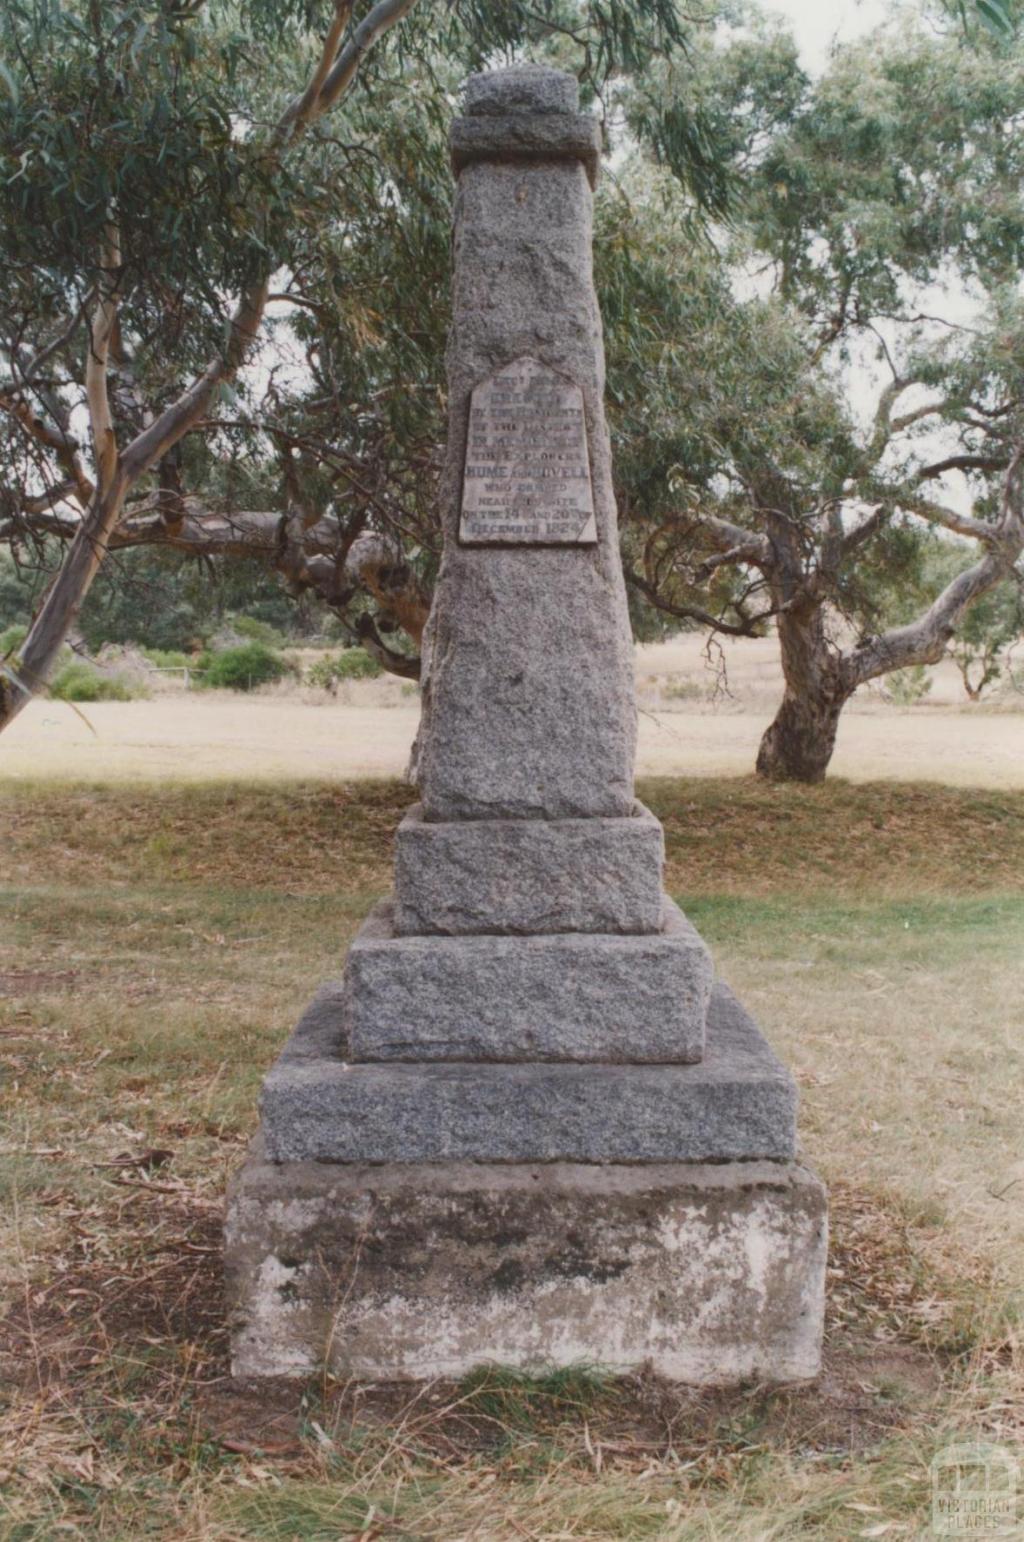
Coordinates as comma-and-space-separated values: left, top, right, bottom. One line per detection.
625, 567, 773, 637
891, 398, 947, 432
839, 503, 888, 555
846, 447, 1024, 687
918, 453, 1009, 481
86, 220, 122, 498
0, 391, 94, 506
119, 0, 419, 487
903, 492, 1002, 544
314, 0, 419, 119
276, 0, 354, 141
17, 286, 96, 386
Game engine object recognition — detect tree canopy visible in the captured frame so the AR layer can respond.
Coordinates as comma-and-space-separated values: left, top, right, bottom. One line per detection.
0, 0, 718, 715
1, 0, 1022, 777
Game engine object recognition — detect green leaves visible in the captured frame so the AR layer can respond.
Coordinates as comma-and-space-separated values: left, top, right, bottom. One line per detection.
0, 58, 18, 103
952, 0, 1017, 37
630, 98, 733, 220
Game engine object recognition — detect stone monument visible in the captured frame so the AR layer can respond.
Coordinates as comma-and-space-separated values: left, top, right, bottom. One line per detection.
225, 65, 827, 1383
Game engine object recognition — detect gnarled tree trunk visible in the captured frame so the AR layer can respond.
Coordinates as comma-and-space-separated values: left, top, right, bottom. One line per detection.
755, 601, 852, 782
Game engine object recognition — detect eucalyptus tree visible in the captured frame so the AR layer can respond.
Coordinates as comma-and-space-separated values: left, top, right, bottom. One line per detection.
7, 0, 1022, 786
619, 13, 1024, 779
0, 0, 710, 722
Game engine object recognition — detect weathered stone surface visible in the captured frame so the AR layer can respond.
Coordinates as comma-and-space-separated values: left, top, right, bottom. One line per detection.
463, 63, 579, 117
393, 801, 664, 936
451, 114, 602, 188
229, 65, 827, 1391
346, 896, 708, 1060
413, 75, 636, 821
226, 1148, 827, 1382
259, 979, 795, 1163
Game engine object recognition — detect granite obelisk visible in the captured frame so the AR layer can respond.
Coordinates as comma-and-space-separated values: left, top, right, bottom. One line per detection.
225, 65, 827, 1383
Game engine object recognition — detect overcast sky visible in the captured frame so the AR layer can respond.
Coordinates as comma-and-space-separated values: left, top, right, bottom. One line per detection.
765, 0, 890, 70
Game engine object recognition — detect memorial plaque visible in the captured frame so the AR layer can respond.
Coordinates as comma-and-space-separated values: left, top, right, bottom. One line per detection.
460, 357, 597, 544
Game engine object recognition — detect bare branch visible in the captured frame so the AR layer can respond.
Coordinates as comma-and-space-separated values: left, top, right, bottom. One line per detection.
858, 380, 948, 473
86, 220, 122, 498
276, 0, 354, 141
839, 503, 887, 555
891, 398, 947, 432
315, 0, 419, 118
860, 375, 909, 467
917, 453, 1009, 480
17, 286, 96, 385
0, 391, 94, 506
846, 447, 1024, 687
625, 567, 773, 637
903, 492, 1002, 544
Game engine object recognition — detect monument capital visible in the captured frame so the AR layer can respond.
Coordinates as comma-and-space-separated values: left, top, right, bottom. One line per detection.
463, 63, 580, 116
451, 64, 601, 187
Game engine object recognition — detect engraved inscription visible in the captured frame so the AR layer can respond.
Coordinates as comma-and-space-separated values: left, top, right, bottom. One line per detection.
460, 358, 597, 544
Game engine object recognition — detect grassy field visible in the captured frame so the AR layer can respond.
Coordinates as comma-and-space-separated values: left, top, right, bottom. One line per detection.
2, 776, 1023, 1539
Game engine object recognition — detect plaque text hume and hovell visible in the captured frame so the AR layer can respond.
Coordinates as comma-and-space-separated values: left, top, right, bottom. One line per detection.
459, 357, 597, 545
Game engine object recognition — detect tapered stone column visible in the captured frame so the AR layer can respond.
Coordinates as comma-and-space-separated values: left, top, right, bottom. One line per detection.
414, 66, 634, 822
225, 66, 827, 1384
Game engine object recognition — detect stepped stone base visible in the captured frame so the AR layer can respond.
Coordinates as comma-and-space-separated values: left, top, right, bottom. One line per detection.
344, 895, 711, 1065
260, 978, 794, 1164
393, 801, 664, 936
225, 1149, 827, 1382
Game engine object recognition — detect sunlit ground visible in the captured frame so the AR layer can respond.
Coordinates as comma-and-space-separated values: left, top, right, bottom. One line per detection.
4, 636, 1023, 789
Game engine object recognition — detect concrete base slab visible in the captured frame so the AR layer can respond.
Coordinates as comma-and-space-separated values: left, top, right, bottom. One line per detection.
225, 1148, 827, 1382
393, 801, 664, 936
345, 895, 711, 1064
260, 979, 795, 1164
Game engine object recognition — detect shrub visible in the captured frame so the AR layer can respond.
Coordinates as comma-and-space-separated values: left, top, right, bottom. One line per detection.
141, 648, 193, 670
231, 614, 287, 648
884, 665, 933, 706
334, 647, 383, 680
201, 642, 292, 692
662, 675, 703, 702
49, 661, 145, 702
306, 648, 383, 690
0, 623, 28, 656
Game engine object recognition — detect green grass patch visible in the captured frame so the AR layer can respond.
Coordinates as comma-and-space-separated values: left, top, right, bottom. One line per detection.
457, 1363, 612, 1430
683, 892, 1024, 959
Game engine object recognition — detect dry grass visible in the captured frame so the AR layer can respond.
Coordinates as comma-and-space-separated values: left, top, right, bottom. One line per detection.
1, 776, 1022, 1539
5, 776, 1023, 898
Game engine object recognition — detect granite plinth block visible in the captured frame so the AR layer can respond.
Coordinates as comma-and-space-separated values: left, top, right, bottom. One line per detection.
345, 896, 709, 1063
393, 801, 664, 936
259, 979, 795, 1164
225, 1149, 827, 1382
